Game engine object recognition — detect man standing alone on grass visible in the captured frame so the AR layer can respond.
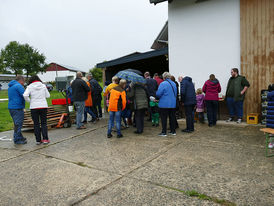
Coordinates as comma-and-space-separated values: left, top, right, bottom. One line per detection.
71, 72, 90, 129
8, 75, 27, 144
225, 68, 250, 123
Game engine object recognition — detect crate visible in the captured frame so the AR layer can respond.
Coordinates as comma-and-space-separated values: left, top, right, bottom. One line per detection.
52, 98, 71, 105
247, 113, 259, 124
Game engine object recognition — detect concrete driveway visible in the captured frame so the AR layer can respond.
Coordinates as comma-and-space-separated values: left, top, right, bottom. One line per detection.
0, 118, 273, 206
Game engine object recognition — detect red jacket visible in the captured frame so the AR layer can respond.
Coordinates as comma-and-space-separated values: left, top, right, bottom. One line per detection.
154, 77, 163, 86
202, 79, 221, 101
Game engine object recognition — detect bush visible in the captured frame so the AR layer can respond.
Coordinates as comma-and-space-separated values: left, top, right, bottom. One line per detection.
89, 67, 102, 82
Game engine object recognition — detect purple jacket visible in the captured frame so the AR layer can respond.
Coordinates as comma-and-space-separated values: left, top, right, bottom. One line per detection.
202, 79, 221, 101
196, 94, 205, 110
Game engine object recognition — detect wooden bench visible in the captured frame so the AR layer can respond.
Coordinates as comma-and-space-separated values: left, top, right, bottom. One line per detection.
260, 128, 274, 157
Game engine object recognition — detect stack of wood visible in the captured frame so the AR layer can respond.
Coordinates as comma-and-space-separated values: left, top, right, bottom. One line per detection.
23, 105, 75, 129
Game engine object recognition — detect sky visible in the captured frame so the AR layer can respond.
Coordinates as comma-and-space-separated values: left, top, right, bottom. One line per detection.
0, 0, 167, 72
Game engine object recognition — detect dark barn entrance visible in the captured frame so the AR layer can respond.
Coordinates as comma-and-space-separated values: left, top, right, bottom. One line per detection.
96, 47, 168, 83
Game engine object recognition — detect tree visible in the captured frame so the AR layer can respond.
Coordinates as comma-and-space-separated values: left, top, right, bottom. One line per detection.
0, 41, 24, 75
89, 67, 103, 82
0, 41, 48, 77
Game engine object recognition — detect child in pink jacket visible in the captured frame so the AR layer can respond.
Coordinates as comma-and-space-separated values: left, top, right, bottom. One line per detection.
196, 88, 205, 123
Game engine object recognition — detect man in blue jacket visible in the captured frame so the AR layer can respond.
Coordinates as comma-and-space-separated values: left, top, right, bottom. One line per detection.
178, 76, 196, 133
8, 75, 27, 144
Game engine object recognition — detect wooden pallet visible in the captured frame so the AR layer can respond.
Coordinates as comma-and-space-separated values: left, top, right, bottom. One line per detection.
23, 106, 75, 128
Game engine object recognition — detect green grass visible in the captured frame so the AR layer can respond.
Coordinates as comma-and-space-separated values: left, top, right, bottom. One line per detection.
0, 90, 64, 132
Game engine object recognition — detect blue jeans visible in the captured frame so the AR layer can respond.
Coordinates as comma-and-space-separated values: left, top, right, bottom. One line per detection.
9, 109, 25, 142
74, 101, 85, 128
83, 106, 96, 121
226, 97, 243, 118
108, 111, 122, 135
206, 100, 218, 125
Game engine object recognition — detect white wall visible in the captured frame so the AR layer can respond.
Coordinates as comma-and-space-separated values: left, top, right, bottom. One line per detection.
38, 71, 77, 82
168, 0, 240, 95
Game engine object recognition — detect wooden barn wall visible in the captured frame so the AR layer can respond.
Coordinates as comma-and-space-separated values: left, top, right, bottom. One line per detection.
240, 0, 274, 118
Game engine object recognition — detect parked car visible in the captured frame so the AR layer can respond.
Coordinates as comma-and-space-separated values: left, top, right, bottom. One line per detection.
45, 83, 53, 92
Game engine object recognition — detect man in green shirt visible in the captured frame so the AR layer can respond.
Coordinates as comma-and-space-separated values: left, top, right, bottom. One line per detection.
225, 68, 250, 123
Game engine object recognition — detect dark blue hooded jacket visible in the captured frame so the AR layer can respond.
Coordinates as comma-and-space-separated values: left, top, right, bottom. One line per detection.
180, 76, 196, 106
8, 80, 25, 109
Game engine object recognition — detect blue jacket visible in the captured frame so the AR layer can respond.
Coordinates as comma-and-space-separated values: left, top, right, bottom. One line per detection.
156, 79, 177, 108
180, 76, 196, 106
8, 80, 25, 109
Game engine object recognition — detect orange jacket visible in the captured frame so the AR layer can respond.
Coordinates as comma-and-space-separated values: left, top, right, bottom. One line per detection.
85, 81, 93, 107
108, 86, 126, 112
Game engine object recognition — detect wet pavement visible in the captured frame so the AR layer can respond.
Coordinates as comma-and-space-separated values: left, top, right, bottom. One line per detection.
0, 118, 273, 206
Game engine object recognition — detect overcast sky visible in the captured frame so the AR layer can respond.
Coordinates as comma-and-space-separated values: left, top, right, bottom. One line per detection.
0, 0, 167, 72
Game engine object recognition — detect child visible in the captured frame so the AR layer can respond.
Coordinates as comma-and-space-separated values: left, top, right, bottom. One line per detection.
196, 88, 205, 123
149, 96, 159, 127
266, 84, 274, 149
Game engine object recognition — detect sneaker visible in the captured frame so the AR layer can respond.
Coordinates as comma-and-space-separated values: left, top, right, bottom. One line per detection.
117, 134, 123, 138
42, 139, 50, 144
107, 133, 112, 138
14, 140, 27, 144
236, 119, 242, 124
168, 132, 176, 136
226, 117, 233, 122
181, 129, 193, 133
81, 120, 87, 124
36, 141, 42, 145
77, 125, 86, 129
268, 143, 274, 149
134, 131, 142, 134
158, 132, 167, 137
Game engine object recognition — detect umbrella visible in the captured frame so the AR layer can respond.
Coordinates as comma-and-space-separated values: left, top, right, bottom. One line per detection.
124, 68, 143, 76
115, 70, 146, 84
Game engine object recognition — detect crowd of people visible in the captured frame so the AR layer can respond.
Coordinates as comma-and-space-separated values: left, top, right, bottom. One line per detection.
7, 68, 253, 144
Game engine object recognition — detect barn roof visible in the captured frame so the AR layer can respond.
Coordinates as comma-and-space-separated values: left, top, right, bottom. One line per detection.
46, 63, 86, 73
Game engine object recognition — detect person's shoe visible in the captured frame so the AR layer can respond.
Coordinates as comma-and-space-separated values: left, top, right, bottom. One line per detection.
14, 140, 27, 144
168, 132, 176, 136
99, 115, 102, 118
236, 119, 242, 124
226, 117, 233, 122
125, 124, 129, 128
36, 141, 42, 145
268, 142, 274, 149
152, 123, 155, 126
117, 134, 123, 138
77, 125, 86, 129
22, 137, 27, 141
181, 129, 192, 133
158, 132, 167, 137
134, 131, 142, 134
81, 120, 87, 124
107, 133, 112, 138
208, 124, 213, 127
42, 139, 50, 144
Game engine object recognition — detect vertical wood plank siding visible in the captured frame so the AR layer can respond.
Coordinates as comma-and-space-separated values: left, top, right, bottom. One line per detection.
240, 0, 274, 117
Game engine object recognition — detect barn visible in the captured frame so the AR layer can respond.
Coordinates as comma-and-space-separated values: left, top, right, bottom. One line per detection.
150, 0, 274, 118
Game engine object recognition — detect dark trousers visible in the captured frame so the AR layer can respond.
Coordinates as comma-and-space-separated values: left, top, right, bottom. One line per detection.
92, 96, 102, 118
9, 109, 25, 142
198, 112, 204, 123
31, 108, 48, 142
135, 109, 145, 133
205, 100, 218, 125
185, 105, 195, 131
160, 108, 176, 133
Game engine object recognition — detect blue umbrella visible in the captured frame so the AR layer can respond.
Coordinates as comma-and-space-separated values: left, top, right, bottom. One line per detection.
115, 70, 146, 84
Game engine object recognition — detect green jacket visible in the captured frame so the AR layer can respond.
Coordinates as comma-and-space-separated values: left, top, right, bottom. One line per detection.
128, 83, 149, 110
225, 75, 250, 102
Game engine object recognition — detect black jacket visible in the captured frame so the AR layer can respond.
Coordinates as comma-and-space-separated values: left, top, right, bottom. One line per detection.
89, 79, 102, 99
71, 78, 90, 101
146, 78, 158, 97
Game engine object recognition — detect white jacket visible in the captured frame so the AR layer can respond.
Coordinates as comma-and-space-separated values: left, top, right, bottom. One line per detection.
23, 81, 50, 109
